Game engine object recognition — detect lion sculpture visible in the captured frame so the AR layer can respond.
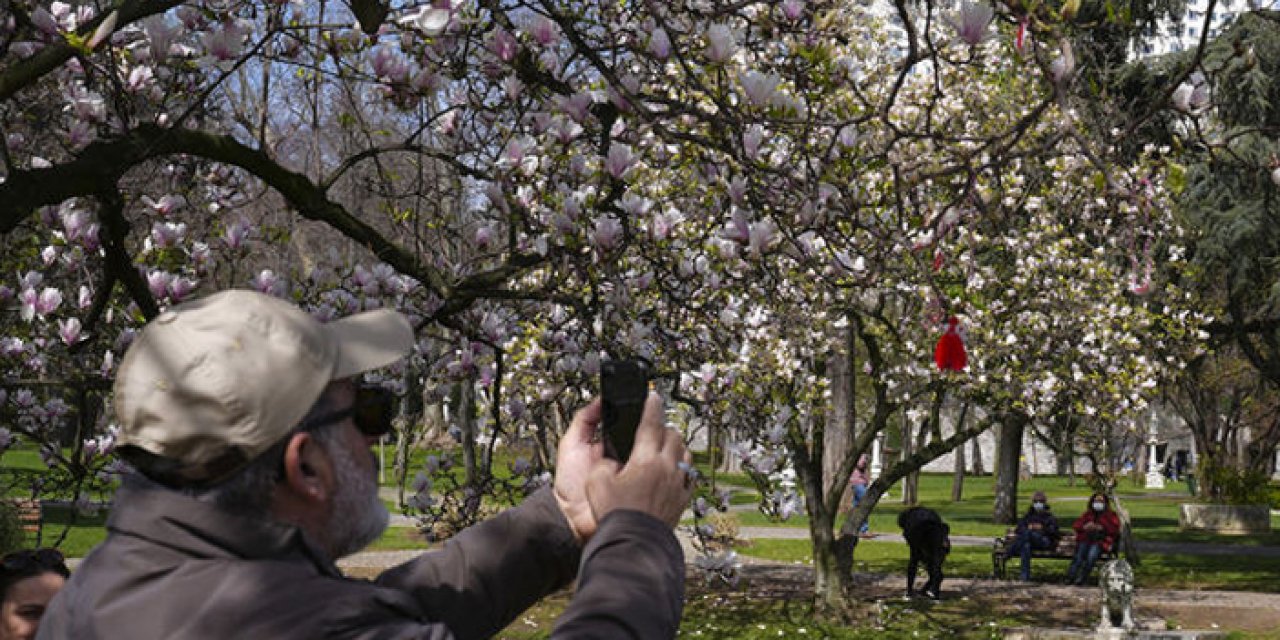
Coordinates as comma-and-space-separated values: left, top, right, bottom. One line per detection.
1098, 558, 1136, 631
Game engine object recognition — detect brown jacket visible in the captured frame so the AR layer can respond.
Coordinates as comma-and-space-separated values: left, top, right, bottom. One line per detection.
38, 483, 684, 639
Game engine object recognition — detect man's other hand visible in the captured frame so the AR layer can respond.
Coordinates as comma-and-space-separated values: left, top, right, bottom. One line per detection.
554, 400, 606, 544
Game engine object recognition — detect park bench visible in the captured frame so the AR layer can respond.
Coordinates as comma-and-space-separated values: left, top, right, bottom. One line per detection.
991, 528, 1115, 579
4, 499, 43, 547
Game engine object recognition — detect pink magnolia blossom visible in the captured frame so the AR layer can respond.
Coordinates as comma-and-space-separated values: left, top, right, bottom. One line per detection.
168, 277, 197, 302
222, 217, 253, 249
740, 70, 781, 107
80, 224, 101, 250
351, 265, 382, 296
65, 121, 93, 150
33, 288, 63, 319
474, 225, 495, 250
526, 15, 559, 46
648, 28, 671, 60
479, 312, 507, 343
1049, 40, 1075, 86
251, 269, 286, 297
1272, 166, 1280, 188
650, 210, 677, 240
498, 137, 537, 174
203, 21, 245, 61
31, 6, 61, 35
490, 28, 518, 62
0, 428, 12, 450
67, 85, 106, 122
40, 246, 58, 266
58, 318, 82, 345
400, 6, 451, 36
705, 24, 737, 63
722, 208, 750, 244
12, 389, 36, 408
550, 116, 582, 144
781, 0, 805, 21
618, 193, 651, 217
142, 194, 186, 216
126, 65, 154, 92
749, 219, 777, 256
1173, 73, 1211, 113
20, 271, 42, 290
559, 92, 594, 122
728, 175, 748, 204
144, 16, 182, 61
838, 124, 858, 148
591, 217, 624, 252
78, 285, 92, 309
603, 144, 635, 180
502, 76, 523, 100
145, 270, 171, 299
0, 338, 25, 358
950, 1, 994, 46
150, 221, 186, 248
372, 47, 409, 82
18, 288, 39, 322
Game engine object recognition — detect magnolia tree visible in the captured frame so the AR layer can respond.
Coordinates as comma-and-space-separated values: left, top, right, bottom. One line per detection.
0, 0, 1216, 615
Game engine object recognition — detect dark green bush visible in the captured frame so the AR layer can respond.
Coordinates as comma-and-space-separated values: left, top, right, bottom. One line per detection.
1198, 459, 1272, 505
0, 502, 25, 555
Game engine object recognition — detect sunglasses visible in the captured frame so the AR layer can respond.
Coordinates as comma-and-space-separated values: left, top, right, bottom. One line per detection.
300, 384, 397, 437
1, 548, 65, 574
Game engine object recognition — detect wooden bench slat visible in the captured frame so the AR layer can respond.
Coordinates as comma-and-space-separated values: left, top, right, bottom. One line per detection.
5, 499, 42, 541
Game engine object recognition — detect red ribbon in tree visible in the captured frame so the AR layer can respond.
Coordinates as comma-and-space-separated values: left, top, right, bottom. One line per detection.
934, 316, 967, 372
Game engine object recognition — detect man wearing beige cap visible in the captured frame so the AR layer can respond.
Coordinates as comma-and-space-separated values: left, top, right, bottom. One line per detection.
38, 289, 693, 639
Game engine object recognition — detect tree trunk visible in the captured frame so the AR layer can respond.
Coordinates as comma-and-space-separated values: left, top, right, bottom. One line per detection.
993, 416, 1026, 524
824, 324, 856, 506
792, 425, 856, 614
971, 437, 986, 475
455, 381, 479, 487
950, 403, 971, 502
901, 414, 916, 505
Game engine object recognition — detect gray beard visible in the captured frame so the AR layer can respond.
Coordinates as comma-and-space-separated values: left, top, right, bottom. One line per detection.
326, 441, 389, 559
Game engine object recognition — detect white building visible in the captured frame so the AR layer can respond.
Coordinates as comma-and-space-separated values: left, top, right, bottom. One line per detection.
1132, 0, 1279, 58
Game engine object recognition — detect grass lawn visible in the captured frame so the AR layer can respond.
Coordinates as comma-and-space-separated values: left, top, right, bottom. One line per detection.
698, 472, 1280, 544
735, 538, 1280, 592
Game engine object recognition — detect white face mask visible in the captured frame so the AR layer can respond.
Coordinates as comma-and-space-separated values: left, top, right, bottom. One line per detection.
1032, 501, 1046, 511
1092, 501, 1105, 512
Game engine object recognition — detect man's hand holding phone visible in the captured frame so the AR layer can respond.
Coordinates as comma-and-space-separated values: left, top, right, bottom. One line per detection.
586, 392, 693, 528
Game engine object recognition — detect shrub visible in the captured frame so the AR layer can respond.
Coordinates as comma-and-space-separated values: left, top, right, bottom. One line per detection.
0, 502, 24, 555
1198, 460, 1272, 505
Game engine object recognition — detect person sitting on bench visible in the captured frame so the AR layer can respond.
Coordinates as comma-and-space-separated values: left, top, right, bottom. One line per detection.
1065, 492, 1121, 585
1007, 490, 1060, 582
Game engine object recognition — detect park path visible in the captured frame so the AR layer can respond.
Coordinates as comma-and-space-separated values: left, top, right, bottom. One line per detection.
339, 524, 1280, 573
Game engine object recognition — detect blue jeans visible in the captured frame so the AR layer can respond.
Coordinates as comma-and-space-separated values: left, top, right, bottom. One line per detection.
852, 484, 869, 533
1067, 542, 1104, 583
1009, 530, 1054, 580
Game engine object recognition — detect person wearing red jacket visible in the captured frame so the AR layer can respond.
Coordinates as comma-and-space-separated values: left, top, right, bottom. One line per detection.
1065, 492, 1122, 585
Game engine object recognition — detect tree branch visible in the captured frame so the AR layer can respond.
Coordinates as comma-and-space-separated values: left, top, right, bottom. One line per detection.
0, 0, 183, 103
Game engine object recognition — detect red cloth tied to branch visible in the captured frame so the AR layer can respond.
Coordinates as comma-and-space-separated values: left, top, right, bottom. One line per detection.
934, 316, 967, 371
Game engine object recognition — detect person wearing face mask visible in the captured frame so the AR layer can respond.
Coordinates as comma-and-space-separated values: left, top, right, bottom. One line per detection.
1065, 492, 1122, 585
1007, 490, 1060, 581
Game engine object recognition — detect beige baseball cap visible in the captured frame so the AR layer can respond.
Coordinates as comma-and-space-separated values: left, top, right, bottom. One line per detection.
114, 289, 414, 486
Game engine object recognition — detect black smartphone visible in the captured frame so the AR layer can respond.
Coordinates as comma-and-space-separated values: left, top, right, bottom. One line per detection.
600, 359, 650, 462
